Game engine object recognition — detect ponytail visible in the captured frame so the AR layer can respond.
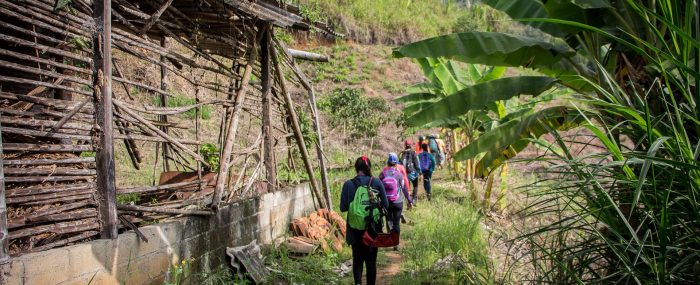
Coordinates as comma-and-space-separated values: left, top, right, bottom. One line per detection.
354, 155, 373, 177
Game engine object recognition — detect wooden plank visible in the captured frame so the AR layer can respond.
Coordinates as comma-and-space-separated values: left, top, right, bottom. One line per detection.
3, 157, 94, 166
2, 143, 91, 152
3, 168, 96, 176
9, 218, 99, 240
139, 0, 174, 35
116, 180, 202, 194
0, 117, 9, 263
117, 204, 213, 216
93, 0, 118, 239
260, 26, 276, 192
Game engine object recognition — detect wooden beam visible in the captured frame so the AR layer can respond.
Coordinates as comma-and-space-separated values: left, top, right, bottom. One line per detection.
0, 117, 9, 264
260, 26, 276, 192
93, 0, 118, 239
274, 40, 332, 210
139, 0, 174, 35
212, 27, 265, 207
287, 48, 329, 62
271, 36, 325, 209
160, 37, 171, 172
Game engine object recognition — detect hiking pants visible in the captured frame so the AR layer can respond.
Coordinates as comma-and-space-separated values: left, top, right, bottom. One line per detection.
388, 203, 403, 233
422, 170, 433, 197
410, 176, 419, 200
352, 241, 378, 285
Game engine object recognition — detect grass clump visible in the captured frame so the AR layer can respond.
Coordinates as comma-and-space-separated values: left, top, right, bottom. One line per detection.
264, 245, 352, 284
395, 184, 494, 284
153, 93, 212, 120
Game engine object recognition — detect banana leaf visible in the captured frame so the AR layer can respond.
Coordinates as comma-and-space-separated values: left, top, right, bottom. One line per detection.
407, 76, 557, 126
393, 32, 576, 71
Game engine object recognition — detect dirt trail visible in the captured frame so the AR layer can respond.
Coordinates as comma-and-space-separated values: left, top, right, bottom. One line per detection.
376, 250, 402, 284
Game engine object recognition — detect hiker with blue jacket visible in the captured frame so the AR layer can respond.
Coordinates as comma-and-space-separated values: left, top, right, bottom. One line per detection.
416, 143, 437, 201
340, 156, 388, 285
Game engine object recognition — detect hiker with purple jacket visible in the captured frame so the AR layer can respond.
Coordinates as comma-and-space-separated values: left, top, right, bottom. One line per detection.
379, 153, 413, 246
417, 143, 437, 201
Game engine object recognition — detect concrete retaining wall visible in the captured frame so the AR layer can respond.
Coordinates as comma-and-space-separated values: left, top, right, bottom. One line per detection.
0, 183, 315, 285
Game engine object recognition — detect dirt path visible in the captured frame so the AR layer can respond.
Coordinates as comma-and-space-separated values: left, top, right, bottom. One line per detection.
376, 250, 402, 284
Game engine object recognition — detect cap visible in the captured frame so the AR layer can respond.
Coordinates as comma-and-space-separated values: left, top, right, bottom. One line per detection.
387, 153, 399, 165
404, 140, 412, 147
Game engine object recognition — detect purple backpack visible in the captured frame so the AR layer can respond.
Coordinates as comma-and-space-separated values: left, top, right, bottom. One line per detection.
381, 168, 402, 202
419, 152, 431, 172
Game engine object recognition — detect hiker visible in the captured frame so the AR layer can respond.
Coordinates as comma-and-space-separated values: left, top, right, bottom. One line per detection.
340, 156, 388, 285
415, 135, 426, 153
417, 143, 437, 201
399, 140, 421, 201
435, 134, 447, 165
380, 153, 413, 249
427, 134, 443, 166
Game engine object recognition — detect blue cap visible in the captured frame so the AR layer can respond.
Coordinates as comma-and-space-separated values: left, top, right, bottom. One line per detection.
387, 153, 399, 165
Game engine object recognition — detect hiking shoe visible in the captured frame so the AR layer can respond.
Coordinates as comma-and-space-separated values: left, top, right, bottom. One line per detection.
427, 194, 432, 201
393, 245, 400, 251
400, 214, 407, 224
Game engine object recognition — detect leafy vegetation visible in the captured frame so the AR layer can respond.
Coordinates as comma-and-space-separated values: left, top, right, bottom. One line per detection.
318, 88, 394, 139
264, 245, 353, 284
395, 0, 700, 283
200, 143, 220, 172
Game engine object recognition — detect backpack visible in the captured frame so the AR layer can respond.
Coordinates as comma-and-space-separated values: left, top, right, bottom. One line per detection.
419, 152, 432, 172
347, 178, 381, 231
428, 137, 440, 154
401, 150, 417, 173
381, 168, 403, 203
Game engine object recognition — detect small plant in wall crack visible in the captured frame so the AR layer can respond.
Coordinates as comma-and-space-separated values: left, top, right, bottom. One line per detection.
165, 258, 193, 285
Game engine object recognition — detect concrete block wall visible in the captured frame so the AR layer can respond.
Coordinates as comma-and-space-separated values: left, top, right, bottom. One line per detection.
0, 183, 315, 285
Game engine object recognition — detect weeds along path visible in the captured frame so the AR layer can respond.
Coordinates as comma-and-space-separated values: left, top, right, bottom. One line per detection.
386, 170, 492, 284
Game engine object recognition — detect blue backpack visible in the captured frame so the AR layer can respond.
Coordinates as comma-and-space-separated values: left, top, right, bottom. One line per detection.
419, 152, 431, 172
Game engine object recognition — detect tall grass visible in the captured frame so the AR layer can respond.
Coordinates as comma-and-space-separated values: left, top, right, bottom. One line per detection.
395, 184, 493, 284
514, 2, 700, 283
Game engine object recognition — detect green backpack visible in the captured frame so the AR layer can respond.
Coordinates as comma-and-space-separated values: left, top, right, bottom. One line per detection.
347, 178, 381, 231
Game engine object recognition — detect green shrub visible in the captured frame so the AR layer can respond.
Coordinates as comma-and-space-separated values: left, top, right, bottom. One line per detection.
318, 88, 393, 139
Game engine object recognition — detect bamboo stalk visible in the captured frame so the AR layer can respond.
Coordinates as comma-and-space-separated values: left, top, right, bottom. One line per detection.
2, 143, 91, 152
3, 157, 94, 166
213, 27, 265, 208
0, 118, 8, 263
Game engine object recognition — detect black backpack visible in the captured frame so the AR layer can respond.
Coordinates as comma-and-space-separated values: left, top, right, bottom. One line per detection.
401, 150, 417, 173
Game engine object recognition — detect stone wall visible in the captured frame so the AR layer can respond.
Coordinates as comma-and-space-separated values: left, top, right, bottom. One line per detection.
0, 183, 315, 285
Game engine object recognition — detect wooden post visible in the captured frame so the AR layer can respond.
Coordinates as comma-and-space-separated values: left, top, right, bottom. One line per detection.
0, 117, 10, 263
273, 40, 332, 210
160, 38, 171, 172
271, 40, 325, 209
260, 26, 276, 192
212, 28, 265, 207
93, 0, 118, 239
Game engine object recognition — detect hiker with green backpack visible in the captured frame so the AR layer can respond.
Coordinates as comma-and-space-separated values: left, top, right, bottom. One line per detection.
340, 156, 388, 285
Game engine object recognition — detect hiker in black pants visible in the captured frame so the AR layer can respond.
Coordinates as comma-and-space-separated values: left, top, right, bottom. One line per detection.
400, 140, 421, 199
339, 156, 388, 285
417, 143, 437, 201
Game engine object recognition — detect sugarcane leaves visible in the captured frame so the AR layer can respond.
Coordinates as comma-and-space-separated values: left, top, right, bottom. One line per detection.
393, 32, 576, 71
406, 76, 558, 127
483, 0, 566, 37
